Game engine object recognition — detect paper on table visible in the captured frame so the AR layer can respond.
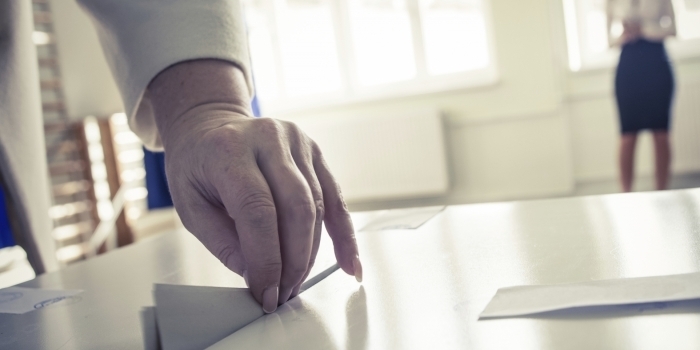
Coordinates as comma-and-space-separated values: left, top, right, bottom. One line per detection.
140, 306, 160, 350
479, 272, 700, 319
154, 284, 264, 350
154, 263, 340, 350
360, 206, 445, 231
0, 286, 83, 314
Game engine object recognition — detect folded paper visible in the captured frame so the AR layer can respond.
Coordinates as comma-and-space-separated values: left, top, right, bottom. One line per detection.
154, 264, 339, 350
480, 272, 700, 319
360, 206, 445, 231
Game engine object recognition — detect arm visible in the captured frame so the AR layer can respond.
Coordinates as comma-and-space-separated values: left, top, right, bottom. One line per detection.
660, 0, 677, 38
77, 0, 362, 312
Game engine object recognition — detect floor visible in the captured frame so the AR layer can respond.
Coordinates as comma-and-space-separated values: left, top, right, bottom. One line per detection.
572, 173, 700, 196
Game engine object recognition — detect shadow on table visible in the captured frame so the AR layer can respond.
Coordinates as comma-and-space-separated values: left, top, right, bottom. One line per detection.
482, 299, 700, 321
346, 286, 367, 350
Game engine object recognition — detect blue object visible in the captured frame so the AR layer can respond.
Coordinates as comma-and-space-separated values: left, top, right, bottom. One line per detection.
0, 186, 16, 248
143, 148, 174, 209
252, 93, 261, 117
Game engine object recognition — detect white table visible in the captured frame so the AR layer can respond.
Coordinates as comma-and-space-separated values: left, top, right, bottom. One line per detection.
2, 189, 700, 349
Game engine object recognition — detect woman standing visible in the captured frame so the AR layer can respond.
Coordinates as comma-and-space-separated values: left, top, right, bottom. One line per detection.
608, 0, 676, 192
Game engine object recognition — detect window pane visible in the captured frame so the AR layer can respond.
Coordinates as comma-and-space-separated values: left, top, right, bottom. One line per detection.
244, 2, 280, 100
278, 0, 342, 96
584, 0, 608, 54
348, 0, 416, 86
420, 0, 490, 75
674, 0, 700, 40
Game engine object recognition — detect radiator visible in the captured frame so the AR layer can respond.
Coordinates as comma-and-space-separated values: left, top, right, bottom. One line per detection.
672, 81, 700, 172
286, 109, 449, 203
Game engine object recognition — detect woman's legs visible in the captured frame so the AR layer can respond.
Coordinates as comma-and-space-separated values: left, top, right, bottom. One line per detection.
652, 130, 672, 190
619, 133, 638, 192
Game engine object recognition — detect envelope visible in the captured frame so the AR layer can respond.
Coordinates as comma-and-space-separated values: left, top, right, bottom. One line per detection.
480, 272, 700, 319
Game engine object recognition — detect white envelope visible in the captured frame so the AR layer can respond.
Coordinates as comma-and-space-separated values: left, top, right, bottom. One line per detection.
480, 272, 700, 319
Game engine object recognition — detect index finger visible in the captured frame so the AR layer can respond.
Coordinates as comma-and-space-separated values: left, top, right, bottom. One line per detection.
311, 143, 362, 282
211, 155, 283, 313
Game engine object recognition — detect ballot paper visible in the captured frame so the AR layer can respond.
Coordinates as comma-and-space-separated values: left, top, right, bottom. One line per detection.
360, 206, 445, 231
154, 284, 264, 350
479, 271, 700, 319
154, 263, 339, 350
140, 307, 160, 350
0, 286, 83, 314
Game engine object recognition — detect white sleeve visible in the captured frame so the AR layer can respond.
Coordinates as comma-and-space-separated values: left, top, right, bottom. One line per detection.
77, 0, 254, 150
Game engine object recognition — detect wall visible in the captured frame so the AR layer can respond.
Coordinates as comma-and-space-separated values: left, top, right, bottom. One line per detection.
274, 0, 575, 205
49, 0, 700, 208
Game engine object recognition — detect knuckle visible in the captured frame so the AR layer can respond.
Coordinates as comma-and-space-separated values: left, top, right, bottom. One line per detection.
279, 119, 295, 131
238, 192, 277, 228
310, 140, 323, 158
215, 245, 243, 273
249, 259, 283, 277
216, 245, 236, 265
326, 193, 349, 215
288, 198, 315, 223
281, 121, 305, 145
202, 125, 244, 148
315, 201, 325, 222
285, 264, 309, 280
254, 118, 284, 139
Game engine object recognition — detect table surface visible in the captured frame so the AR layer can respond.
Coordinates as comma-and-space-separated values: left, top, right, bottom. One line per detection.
3, 189, 700, 349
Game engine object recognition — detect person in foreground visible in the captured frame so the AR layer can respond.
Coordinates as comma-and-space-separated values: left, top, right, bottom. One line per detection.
608, 0, 676, 192
0, 0, 361, 314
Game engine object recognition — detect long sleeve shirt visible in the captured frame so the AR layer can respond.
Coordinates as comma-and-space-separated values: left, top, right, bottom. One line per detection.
78, 0, 254, 150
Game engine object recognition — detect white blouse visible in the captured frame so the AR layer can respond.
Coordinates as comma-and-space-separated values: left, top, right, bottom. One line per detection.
607, 0, 677, 45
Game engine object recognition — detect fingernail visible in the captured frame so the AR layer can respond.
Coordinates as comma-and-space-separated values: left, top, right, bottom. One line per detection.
263, 285, 279, 313
353, 256, 363, 283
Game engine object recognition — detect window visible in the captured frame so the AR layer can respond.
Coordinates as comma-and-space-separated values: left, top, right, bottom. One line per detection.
243, 0, 498, 113
563, 0, 700, 71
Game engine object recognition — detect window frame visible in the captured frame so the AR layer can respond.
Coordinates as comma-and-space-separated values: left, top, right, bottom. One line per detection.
244, 0, 500, 114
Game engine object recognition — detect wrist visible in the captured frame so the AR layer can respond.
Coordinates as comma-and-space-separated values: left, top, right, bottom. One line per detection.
147, 59, 253, 150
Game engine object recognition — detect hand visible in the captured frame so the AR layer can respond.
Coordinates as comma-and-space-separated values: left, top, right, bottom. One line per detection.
621, 21, 642, 44
148, 60, 362, 313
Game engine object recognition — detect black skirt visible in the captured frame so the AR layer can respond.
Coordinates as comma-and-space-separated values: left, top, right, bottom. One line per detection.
614, 39, 675, 134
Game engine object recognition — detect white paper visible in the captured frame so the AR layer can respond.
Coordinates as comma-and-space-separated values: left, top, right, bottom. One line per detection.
479, 272, 700, 319
154, 264, 339, 350
0, 286, 83, 314
360, 206, 445, 231
154, 284, 264, 350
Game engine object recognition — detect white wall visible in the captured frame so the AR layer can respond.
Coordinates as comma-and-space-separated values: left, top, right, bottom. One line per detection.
49, 0, 700, 207
274, 0, 575, 204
